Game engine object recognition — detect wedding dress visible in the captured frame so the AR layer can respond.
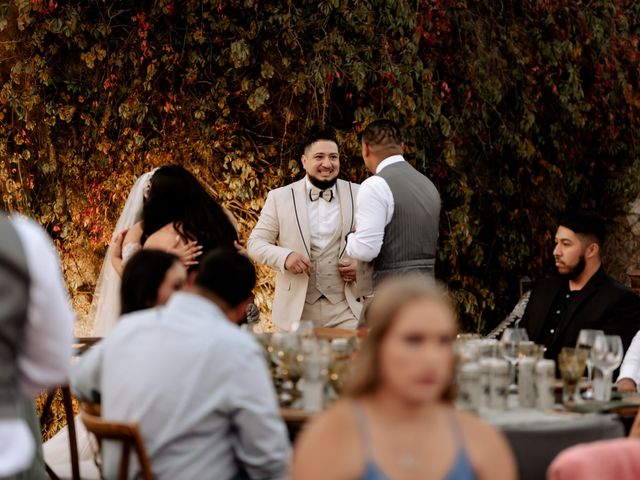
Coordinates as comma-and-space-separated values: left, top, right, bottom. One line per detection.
43, 171, 156, 479
90, 170, 155, 336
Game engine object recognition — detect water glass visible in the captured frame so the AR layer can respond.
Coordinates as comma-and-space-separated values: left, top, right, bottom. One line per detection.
500, 328, 529, 394
591, 335, 624, 401
575, 329, 605, 399
558, 347, 588, 404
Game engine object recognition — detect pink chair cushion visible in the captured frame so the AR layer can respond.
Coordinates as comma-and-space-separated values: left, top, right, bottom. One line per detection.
547, 438, 640, 480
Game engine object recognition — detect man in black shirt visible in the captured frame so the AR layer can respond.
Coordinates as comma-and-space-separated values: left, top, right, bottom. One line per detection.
521, 211, 640, 361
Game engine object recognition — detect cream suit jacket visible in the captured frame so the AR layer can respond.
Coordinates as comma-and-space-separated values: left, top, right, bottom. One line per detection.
248, 178, 372, 331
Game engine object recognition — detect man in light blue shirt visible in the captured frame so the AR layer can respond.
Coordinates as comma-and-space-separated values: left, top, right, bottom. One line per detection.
72, 249, 290, 480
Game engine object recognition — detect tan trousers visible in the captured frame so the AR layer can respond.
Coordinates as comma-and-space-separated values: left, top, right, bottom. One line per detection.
301, 297, 358, 329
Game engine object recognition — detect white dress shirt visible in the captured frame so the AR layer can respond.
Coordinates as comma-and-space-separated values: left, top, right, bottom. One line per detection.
346, 155, 404, 262
71, 292, 290, 480
305, 176, 340, 252
618, 330, 640, 390
0, 215, 75, 476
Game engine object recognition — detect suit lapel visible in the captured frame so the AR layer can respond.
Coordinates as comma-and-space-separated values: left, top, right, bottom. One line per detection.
291, 179, 312, 259
336, 179, 354, 259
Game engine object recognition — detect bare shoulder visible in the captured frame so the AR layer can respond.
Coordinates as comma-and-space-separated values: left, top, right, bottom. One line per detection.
123, 222, 143, 244
143, 223, 181, 250
455, 410, 517, 480
292, 400, 362, 480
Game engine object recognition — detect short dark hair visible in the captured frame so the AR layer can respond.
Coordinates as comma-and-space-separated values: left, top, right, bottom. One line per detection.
121, 249, 180, 314
195, 248, 256, 307
361, 119, 403, 148
303, 126, 338, 154
558, 211, 607, 245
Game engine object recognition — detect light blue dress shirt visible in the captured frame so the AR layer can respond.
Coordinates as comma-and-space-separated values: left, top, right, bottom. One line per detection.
72, 292, 290, 479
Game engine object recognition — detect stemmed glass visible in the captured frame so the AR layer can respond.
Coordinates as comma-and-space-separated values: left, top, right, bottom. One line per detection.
591, 335, 624, 402
575, 329, 605, 399
558, 347, 588, 405
500, 328, 530, 394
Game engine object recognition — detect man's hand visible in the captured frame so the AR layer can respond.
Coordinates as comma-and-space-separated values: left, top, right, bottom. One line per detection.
616, 377, 637, 393
285, 252, 314, 274
338, 259, 357, 283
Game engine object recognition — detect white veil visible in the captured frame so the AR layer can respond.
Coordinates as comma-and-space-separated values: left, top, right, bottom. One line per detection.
89, 171, 155, 336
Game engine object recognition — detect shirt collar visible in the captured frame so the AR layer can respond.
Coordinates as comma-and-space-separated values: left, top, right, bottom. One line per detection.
164, 291, 229, 325
305, 176, 337, 194
376, 154, 405, 174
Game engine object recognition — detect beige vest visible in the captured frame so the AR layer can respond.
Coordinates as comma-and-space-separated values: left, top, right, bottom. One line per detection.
305, 224, 346, 305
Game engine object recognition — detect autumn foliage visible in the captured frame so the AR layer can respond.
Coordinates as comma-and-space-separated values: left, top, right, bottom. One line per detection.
1, 0, 640, 331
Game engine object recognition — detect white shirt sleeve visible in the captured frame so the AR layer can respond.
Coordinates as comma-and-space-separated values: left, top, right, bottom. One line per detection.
13, 216, 75, 395
618, 330, 640, 388
345, 176, 394, 262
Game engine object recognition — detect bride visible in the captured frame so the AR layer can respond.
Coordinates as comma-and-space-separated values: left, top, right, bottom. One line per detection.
90, 165, 239, 335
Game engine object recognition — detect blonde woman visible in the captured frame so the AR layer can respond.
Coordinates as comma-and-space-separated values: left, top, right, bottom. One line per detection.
292, 276, 517, 480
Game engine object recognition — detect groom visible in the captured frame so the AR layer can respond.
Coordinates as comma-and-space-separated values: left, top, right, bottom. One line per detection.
248, 128, 372, 331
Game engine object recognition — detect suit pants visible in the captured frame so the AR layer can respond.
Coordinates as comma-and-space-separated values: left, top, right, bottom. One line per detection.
301, 297, 357, 329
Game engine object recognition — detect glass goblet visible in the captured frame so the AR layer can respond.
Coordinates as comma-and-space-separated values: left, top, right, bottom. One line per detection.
575, 329, 604, 399
500, 328, 529, 394
591, 335, 624, 402
558, 347, 588, 405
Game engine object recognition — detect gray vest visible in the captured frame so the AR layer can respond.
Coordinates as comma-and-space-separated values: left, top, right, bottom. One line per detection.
374, 161, 440, 285
306, 222, 346, 305
0, 214, 30, 420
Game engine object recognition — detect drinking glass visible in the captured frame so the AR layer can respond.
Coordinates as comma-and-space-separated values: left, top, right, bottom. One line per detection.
271, 333, 304, 406
328, 339, 353, 397
575, 329, 605, 399
558, 347, 588, 405
297, 320, 315, 339
591, 335, 624, 402
500, 328, 529, 394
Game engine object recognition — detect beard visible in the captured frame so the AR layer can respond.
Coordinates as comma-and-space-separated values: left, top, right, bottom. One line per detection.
307, 174, 338, 190
557, 255, 586, 280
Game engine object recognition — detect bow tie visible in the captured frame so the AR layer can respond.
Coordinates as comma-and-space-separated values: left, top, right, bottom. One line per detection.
309, 188, 334, 202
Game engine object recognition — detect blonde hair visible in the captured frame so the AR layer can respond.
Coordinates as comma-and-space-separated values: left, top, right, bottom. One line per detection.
346, 275, 458, 401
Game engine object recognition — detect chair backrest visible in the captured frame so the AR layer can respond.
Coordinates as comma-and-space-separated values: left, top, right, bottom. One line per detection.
79, 403, 153, 480
314, 327, 356, 340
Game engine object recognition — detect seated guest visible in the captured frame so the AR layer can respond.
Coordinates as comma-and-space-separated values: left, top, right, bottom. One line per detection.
120, 249, 187, 314
71, 249, 290, 480
292, 276, 517, 480
520, 211, 640, 361
44, 249, 187, 479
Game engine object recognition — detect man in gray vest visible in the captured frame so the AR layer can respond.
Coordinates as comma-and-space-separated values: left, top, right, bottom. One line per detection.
0, 213, 74, 479
346, 119, 441, 286
248, 128, 372, 331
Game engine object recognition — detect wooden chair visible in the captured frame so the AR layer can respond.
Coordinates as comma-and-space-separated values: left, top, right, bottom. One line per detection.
79, 403, 153, 480
40, 385, 80, 480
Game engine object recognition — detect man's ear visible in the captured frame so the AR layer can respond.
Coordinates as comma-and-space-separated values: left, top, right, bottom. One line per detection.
186, 270, 198, 287
301, 154, 308, 169
231, 298, 252, 324
587, 242, 600, 259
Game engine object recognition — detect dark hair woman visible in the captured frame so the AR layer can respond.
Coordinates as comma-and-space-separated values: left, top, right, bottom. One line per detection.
120, 249, 187, 314
141, 165, 238, 259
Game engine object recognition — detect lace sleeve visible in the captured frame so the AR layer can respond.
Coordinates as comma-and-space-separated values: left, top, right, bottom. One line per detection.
122, 242, 142, 264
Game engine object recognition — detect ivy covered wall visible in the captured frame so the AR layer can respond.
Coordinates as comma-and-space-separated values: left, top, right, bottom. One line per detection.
1, 0, 639, 331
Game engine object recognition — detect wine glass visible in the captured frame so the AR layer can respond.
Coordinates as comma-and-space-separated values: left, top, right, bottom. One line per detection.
558, 347, 588, 405
297, 320, 315, 339
500, 328, 529, 394
575, 329, 605, 399
591, 335, 624, 402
